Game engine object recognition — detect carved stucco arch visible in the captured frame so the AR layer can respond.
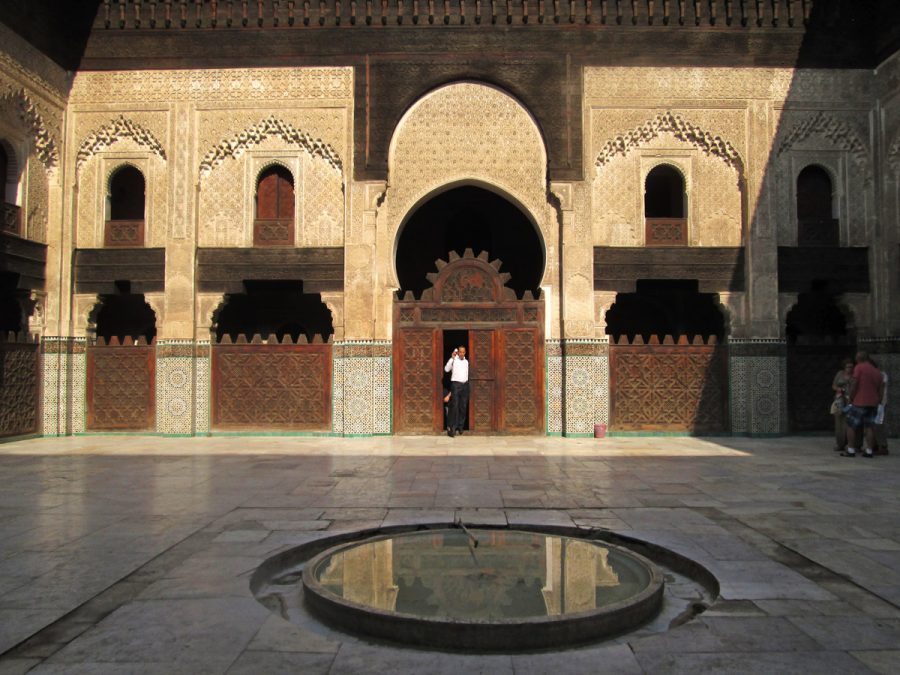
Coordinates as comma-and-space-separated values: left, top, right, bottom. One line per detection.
595, 111, 744, 179
386, 81, 550, 288
776, 111, 871, 183
0, 87, 59, 172
76, 115, 167, 174
104, 160, 146, 192
198, 115, 342, 180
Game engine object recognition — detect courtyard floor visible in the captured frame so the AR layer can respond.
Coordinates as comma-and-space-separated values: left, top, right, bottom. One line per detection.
0, 434, 898, 674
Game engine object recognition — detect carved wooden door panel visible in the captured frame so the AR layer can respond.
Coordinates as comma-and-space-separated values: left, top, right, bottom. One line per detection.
499, 328, 542, 433
87, 343, 156, 430
395, 328, 439, 433
468, 329, 496, 432
788, 344, 850, 431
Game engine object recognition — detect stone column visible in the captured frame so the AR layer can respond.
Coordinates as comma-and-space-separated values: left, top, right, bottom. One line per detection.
554, 182, 605, 436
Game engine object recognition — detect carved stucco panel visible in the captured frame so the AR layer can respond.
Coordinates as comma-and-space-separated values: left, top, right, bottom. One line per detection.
387, 82, 549, 250
300, 152, 344, 247
69, 68, 353, 105
25, 151, 49, 243
584, 68, 870, 107
592, 131, 741, 247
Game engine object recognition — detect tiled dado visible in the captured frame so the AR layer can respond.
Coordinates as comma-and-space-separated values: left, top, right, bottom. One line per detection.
156, 340, 199, 436
729, 340, 787, 436
547, 339, 609, 436
41, 337, 86, 436
333, 341, 391, 436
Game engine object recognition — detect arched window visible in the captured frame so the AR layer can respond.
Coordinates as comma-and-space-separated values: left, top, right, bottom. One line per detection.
796, 165, 837, 246
1, 141, 21, 235
644, 164, 686, 246
105, 165, 145, 247
254, 165, 295, 246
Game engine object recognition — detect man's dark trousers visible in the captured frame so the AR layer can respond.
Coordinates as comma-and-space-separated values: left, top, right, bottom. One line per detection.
449, 381, 469, 432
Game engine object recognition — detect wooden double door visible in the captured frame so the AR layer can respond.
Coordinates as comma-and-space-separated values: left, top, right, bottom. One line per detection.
395, 326, 543, 434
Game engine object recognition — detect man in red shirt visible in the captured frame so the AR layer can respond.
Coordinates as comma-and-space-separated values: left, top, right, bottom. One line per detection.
842, 351, 885, 458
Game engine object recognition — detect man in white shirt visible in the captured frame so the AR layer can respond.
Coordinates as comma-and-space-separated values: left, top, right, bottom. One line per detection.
444, 346, 469, 437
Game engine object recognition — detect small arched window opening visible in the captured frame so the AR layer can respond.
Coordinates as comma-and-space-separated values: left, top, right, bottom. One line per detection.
254, 165, 295, 246
105, 165, 145, 247
796, 165, 837, 246
1, 141, 22, 235
94, 290, 157, 344
644, 165, 686, 246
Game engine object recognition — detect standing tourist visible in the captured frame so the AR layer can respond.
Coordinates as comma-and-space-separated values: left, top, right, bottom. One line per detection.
842, 351, 885, 458
831, 359, 854, 452
873, 363, 889, 455
444, 346, 469, 437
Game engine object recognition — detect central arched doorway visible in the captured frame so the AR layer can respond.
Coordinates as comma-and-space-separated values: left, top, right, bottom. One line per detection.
393, 186, 545, 435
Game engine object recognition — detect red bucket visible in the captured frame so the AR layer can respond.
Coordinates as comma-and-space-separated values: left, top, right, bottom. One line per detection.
594, 423, 607, 439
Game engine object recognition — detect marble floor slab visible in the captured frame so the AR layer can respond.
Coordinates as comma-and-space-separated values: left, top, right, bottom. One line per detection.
0, 434, 897, 673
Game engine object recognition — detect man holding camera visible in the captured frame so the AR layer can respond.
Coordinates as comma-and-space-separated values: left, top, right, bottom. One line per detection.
444, 346, 469, 437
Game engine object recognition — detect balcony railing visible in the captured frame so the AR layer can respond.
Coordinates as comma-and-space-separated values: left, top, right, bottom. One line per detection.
797, 218, 839, 247
104, 220, 145, 247
254, 219, 295, 246
645, 218, 687, 246
2, 203, 21, 236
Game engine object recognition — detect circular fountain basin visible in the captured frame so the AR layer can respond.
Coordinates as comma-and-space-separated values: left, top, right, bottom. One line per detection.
301, 528, 664, 651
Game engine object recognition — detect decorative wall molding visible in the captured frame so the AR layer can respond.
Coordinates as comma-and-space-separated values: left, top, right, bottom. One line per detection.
198, 115, 343, 179
75, 115, 167, 173
776, 111, 870, 177
0, 87, 59, 172
594, 111, 743, 175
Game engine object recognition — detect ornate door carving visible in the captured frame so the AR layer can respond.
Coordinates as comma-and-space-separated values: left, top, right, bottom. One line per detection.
468, 329, 495, 432
393, 251, 544, 434
0, 338, 39, 438
499, 329, 542, 433
395, 328, 438, 433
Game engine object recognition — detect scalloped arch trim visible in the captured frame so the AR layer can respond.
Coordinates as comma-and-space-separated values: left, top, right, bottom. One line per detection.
595, 111, 743, 175
0, 87, 59, 171
776, 111, 870, 176
198, 115, 342, 179
76, 116, 167, 172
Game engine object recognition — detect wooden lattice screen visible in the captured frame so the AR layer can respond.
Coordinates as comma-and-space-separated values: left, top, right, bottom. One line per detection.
609, 335, 728, 433
87, 337, 155, 430
211, 336, 332, 430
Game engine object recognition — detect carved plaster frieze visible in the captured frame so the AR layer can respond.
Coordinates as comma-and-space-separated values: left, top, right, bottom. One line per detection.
776, 111, 870, 178
75, 115, 167, 173
0, 87, 59, 172
595, 111, 743, 176
198, 115, 343, 179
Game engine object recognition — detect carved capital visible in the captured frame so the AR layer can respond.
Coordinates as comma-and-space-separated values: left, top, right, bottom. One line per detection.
320, 291, 345, 341
196, 292, 227, 334
73, 293, 102, 338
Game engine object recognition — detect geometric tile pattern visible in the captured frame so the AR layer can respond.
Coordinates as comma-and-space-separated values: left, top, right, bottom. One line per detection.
341, 352, 374, 435
730, 353, 788, 436
194, 345, 210, 435
332, 356, 344, 435
546, 345, 562, 434
373, 353, 391, 435
41, 340, 62, 436
157, 347, 193, 435
547, 340, 609, 436
71, 342, 86, 434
